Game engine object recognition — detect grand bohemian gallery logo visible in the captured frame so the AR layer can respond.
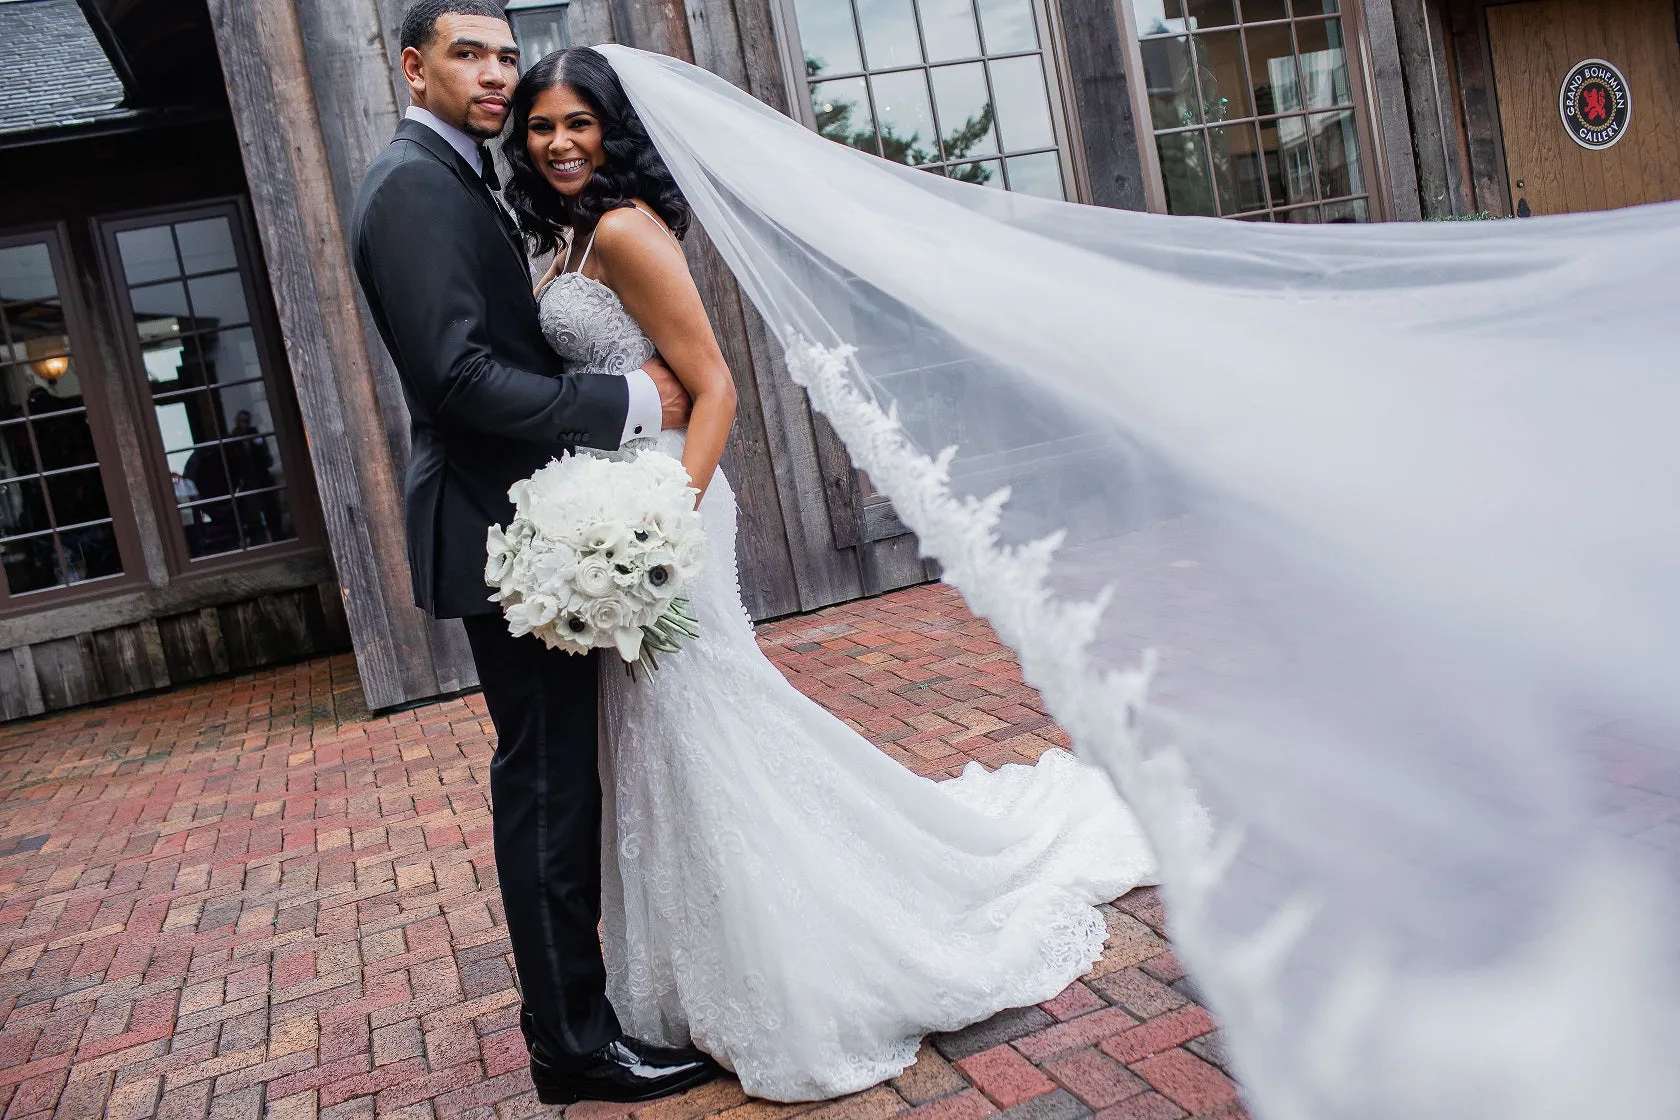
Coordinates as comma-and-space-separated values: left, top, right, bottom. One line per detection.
1559, 58, 1631, 150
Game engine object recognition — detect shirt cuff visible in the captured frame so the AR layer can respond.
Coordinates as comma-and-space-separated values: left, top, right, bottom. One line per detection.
621, 367, 662, 446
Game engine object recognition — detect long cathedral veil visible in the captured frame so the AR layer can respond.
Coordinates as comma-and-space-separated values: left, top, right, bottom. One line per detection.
597, 44, 1680, 1119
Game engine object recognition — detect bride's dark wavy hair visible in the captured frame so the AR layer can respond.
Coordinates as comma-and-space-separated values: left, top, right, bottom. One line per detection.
503, 47, 690, 258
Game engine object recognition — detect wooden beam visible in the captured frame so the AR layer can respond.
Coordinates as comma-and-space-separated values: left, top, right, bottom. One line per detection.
1360, 0, 1426, 220
1445, 0, 1511, 215
205, 0, 462, 709
1386, 0, 1472, 217
1053, 0, 1149, 210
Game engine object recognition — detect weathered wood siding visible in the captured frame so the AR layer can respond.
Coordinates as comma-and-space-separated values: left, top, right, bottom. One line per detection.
1, 578, 349, 721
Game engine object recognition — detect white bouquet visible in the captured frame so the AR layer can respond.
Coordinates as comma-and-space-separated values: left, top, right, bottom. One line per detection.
485, 450, 706, 667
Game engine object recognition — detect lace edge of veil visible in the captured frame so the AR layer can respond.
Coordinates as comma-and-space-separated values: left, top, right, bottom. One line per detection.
779, 337, 1677, 1120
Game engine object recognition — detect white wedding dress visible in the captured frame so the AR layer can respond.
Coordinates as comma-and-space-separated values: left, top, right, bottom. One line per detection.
538, 221, 1175, 1101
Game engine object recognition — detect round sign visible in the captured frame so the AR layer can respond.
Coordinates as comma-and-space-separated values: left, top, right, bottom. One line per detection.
1559, 58, 1631, 150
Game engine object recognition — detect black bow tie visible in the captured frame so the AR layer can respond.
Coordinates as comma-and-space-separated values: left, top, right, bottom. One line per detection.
476, 145, 501, 191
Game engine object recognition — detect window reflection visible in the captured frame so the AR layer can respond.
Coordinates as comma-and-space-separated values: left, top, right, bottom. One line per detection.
110, 215, 297, 560
1134, 7, 1371, 219
0, 239, 124, 598
795, 0, 1068, 197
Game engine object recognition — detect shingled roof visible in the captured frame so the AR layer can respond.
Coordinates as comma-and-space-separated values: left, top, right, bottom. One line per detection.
0, 0, 130, 137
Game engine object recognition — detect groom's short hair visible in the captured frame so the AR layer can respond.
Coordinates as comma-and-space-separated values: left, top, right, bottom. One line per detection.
399, 0, 508, 51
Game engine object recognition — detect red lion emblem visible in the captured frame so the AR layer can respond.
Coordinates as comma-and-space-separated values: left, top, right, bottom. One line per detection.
1582, 87, 1609, 122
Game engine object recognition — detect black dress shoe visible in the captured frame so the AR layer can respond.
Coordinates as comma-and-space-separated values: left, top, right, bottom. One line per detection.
528, 1036, 720, 1106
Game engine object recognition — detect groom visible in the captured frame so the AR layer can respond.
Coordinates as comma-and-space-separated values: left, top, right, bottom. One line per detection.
351, 0, 717, 1104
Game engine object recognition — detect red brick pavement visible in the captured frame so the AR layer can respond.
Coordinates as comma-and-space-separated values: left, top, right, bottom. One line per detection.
0, 583, 1244, 1120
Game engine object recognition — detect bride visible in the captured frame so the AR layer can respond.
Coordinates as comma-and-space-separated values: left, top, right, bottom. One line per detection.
499, 46, 1183, 1102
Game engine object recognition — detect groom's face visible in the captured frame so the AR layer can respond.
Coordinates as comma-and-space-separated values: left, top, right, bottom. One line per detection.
402, 13, 519, 139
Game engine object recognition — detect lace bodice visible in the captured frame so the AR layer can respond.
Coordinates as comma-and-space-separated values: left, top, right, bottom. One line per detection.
538, 271, 658, 378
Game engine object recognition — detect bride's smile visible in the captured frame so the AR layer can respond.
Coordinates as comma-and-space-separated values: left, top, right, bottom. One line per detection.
525, 85, 605, 197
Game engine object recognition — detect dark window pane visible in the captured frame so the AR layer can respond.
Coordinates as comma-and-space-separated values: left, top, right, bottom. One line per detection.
0, 244, 57, 303
945, 159, 1003, 188
922, 0, 982, 61
1209, 123, 1267, 212
1245, 22, 1301, 115
989, 54, 1054, 150
5, 308, 67, 351
976, 0, 1038, 52
1005, 151, 1064, 199
130, 281, 190, 324
871, 70, 939, 164
1141, 36, 1201, 129
2, 533, 62, 594
46, 467, 110, 525
224, 431, 284, 494
795, 0, 863, 76
186, 272, 250, 330
1311, 108, 1364, 197
198, 328, 265, 389
931, 63, 998, 160
57, 521, 121, 582
1323, 197, 1368, 222
174, 217, 238, 275
1240, 0, 1289, 20
1185, 0, 1237, 29
0, 422, 35, 479
811, 77, 878, 153
115, 226, 179, 285
1261, 115, 1315, 204
235, 482, 293, 547
31, 411, 98, 472
1278, 203, 1322, 222
856, 0, 922, 69
0, 477, 51, 537
1296, 18, 1351, 108
1156, 131, 1218, 215
1134, 0, 1189, 36
1298, 0, 1336, 12
184, 496, 241, 557
1194, 30, 1251, 121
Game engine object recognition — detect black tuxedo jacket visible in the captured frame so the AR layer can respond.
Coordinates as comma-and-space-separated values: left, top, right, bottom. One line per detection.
352, 119, 629, 618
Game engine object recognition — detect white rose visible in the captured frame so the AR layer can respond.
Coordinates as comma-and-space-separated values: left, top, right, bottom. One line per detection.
575, 556, 617, 598
583, 595, 633, 635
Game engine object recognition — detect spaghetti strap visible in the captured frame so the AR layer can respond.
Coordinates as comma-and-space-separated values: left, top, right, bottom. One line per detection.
630, 203, 681, 244
575, 227, 598, 273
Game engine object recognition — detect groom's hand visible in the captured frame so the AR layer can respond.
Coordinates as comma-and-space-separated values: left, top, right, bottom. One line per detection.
644, 356, 693, 429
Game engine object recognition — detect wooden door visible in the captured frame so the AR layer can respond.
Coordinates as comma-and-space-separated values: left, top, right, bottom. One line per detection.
1485, 0, 1680, 215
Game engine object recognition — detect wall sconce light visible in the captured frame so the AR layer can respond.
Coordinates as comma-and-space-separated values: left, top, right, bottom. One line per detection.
32, 355, 70, 382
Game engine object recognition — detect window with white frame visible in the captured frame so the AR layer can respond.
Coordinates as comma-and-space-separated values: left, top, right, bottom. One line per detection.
788, 0, 1073, 199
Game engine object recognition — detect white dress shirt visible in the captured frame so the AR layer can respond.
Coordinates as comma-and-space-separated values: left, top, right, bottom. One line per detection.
404, 106, 663, 447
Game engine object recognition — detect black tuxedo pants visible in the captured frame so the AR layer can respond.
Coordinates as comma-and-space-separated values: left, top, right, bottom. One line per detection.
463, 615, 622, 1060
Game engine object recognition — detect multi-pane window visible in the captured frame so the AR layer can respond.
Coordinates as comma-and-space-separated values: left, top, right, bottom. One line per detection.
0, 234, 125, 600
105, 208, 299, 562
1133, 0, 1371, 221
791, 0, 1071, 199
